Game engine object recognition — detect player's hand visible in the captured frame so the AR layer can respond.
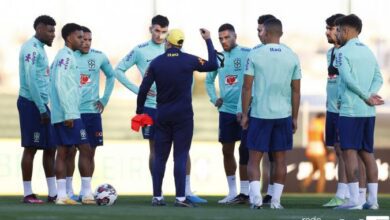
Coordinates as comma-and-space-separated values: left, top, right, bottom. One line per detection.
40, 112, 50, 124
214, 98, 223, 108
366, 94, 384, 106
147, 89, 156, 97
95, 100, 105, 113
64, 119, 74, 128
200, 28, 210, 40
241, 114, 249, 129
236, 113, 242, 123
292, 118, 298, 134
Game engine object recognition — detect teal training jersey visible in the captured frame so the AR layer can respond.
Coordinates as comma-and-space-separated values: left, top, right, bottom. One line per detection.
246, 43, 301, 119
336, 38, 383, 117
50, 46, 81, 124
326, 47, 340, 113
75, 49, 115, 113
115, 40, 164, 109
205, 45, 250, 114
18, 36, 50, 113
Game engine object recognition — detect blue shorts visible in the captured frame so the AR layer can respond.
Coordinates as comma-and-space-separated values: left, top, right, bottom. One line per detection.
52, 119, 89, 146
247, 117, 293, 152
325, 111, 339, 147
81, 113, 103, 147
218, 112, 242, 143
339, 116, 375, 153
17, 96, 55, 149
142, 107, 156, 140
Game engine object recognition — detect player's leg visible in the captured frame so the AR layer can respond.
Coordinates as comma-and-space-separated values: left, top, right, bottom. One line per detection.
42, 148, 57, 202
21, 148, 42, 203
78, 143, 94, 204
263, 154, 274, 204
247, 150, 264, 209
151, 120, 171, 206
185, 155, 208, 203
173, 118, 195, 207
358, 157, 367, 205
142, 107, 157, 176
271, 151, 287, 209
65, 147, 77, 200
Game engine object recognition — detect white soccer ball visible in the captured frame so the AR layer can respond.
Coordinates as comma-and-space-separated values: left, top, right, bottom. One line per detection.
94, 183, 118, 206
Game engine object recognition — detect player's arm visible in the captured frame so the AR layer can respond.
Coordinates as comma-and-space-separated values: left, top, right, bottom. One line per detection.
368, 62, 384, 96
193, 29, 218, 72
205, 70, 221, 107
337, 52, 370, 101
24, 48, 47, 117
114, 49, 139, 94
241, 74, 253, 129
291, 55, 302, 134
136, 65, 155, 114
98, 54, 116, 112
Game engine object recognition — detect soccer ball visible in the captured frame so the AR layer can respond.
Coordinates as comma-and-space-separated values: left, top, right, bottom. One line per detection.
94, 183, 118, 206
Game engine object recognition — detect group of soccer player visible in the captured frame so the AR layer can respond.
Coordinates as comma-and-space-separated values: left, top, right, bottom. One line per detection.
18, 12, 383, 210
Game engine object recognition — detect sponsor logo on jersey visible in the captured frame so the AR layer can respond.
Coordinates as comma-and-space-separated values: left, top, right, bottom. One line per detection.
80, 74, 91, 85
95, 131, 103, 137
270, 47, 282, 52
225, 75, 238, 85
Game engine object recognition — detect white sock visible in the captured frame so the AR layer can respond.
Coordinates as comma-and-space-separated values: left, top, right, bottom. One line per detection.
272, 183, 284, 204
185, 175, 192, 196
80, 177, 92, 196
154, 196, 163, 200
240, 181, 249, 195
57, 179, 67, 199
46, 177, 57, 197
249, 181, 262, 205
367, 183, 378, 205
335, 183, 347, 199
266, 184, 274, 196
227, 175, 237, 196
176, 196, 186, 202
344, 185, 350, 199
347, 182, 359, 205
23, 181, 33, 197
66, 176, 74, 197
359, 188, 367, 205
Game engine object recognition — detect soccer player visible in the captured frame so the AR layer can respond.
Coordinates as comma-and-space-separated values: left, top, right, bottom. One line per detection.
50, 23, 94, 205
65, 26, 116, 200
116, 15, 205, 203
136, 28, 218, 207
205, 23, 250, 204
241, 18, 301, 209
17, 15, 57, 204
334, 14, 383, 210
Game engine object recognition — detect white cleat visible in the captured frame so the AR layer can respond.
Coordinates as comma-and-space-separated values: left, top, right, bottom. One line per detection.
270, 202, 284, 209
334, 201, 362, 210
250, 196, 263, 209
218, 194, 236, 204
362, 202, 379, 210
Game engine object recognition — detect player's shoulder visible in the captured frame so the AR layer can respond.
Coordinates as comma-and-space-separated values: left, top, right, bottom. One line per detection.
22, 38, 40, 53
90, 48, 103, 54
252, 44, 264, 51
239, 46, 251, 53
136, 41, 151, 49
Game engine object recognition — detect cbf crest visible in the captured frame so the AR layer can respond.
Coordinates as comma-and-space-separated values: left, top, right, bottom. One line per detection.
80, 129, 87, 140
88, 59, 96, 70
33, 132, 40, 143
234, 58, 241, 70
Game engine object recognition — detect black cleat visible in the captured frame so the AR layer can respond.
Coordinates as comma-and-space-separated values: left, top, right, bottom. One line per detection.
262, 194, 272, 205
228, 193, 250, 205
151, 198, 166, 206
174, 199, 197, 208
47, 195, 57, 203
250, 203, 263, 209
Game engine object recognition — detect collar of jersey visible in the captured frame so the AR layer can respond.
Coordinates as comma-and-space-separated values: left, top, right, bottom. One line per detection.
32, 36, 45, 48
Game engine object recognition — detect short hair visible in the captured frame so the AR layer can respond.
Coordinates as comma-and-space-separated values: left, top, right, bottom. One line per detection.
33, 15, 56, 30
61, 23, 82, 40
326, 14, 345, 26
263, 18, 283, 36
151, 15, 169, 27
335, 14, 362, 33
81, 26, 91, 33
218, 23, 235, 33
258, 14, 276, 25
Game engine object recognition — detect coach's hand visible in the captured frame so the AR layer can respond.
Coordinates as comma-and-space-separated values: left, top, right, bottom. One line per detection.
40, 112, 50, 124
64, 119, 74, 128
200, 28, 210, 40
292, 118, 298, 134
95, 100, 105, 113
215, 98, 223, 108
241, 114, 249, 129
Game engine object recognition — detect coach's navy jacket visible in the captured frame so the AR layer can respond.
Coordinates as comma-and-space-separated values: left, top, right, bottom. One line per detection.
136, 39, 218, 122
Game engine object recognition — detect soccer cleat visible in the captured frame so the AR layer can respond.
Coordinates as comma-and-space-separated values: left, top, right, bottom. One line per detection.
81, 194, 95, 205
47, 195, 57, 203
228, 193, 250, 205
55, 197, 81, 205
218, 194, 236, 204
262, 194, 272, 205
151, 197, 166, 206
250, 195, 263, 209
186, 195, 208, 203
270, 202, 284, 209
69, 195, 80, 202
333, 201, 362, 210
362, 202, 379, 210
323, 197, 346, 207
22, 194, 44, 204
174, 199, 196, 208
